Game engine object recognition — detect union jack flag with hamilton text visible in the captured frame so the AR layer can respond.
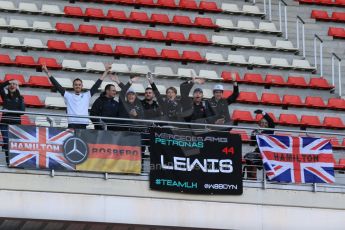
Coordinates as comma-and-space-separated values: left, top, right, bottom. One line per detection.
8, 125, 75, 170
256, 135, 335, 183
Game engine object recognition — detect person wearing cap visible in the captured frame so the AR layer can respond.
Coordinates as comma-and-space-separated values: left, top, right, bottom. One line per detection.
116, 77, 145, 120
206, 73, 239, 125
179, 73, 215, 123
90, 74, 120, 130
141, 73, 162, 120
244, 109, 275, 179
43, 65, 108, 129
0, 79, 25, 164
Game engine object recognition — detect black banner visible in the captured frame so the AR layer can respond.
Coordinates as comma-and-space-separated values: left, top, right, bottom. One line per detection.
149, 127, 243, 195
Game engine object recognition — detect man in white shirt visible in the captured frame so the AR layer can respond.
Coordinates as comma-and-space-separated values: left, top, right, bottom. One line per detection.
42, 65, 109, 129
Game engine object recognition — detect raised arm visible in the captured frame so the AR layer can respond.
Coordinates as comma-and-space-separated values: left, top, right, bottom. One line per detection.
0, 81, 9, 100
42, 65, 65, 96
146, 73, 164, 105
90, 65, 111, 96
226, 82, 239, 105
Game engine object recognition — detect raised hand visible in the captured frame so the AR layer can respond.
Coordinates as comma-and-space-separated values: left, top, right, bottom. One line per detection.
130, 76, 140, 84
100, 64, 112, 80
42, 65, 50, 76
110, 74, 120, 84
194, 78, 206, 85
231, 72, 237, 82
146, 72, 154, 84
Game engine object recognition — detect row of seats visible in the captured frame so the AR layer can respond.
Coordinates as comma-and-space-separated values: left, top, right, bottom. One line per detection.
328, 27, 345, 38
0, 40, 313, 71
233, 91, 345, 111
0, 94, 43, 107
64, 0, 264, 16
230, 128, 345, 149
311, 10, 345, 23
0, 21, 296, 52
0, 16, 280, 36
232, 110, 345, 129
298, 0, 345, 7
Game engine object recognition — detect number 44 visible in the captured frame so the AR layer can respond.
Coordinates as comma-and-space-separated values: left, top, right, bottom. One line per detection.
222, 147, 234, 155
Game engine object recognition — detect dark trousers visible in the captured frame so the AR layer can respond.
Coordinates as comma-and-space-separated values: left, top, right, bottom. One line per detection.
68, 124, 87, 129
0, 125, 9, 165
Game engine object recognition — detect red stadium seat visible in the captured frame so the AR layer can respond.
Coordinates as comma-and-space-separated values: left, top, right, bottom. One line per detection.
85, 8, 105, 19
243, 73, 264, 84
107, 10, 128, 21
188, 33, 211, 44
221, 71, 241, 82
194, 17, 217, 28
129, 11, 151, 22
265, 74, 285, 86
172, 15, 194, 26
47, 40, 69, 52
28, 75, 52, 88
100, 26, 121, 37
232, 110, 254, 122
222, 90, 233, 98
328, 27, 345, 37
0, 54, 13, 65
37, 57, 61, 69
230, 129, 250, 142
282, 95, 303, 107
321, 136, 341, 148
179, 0, 199, 10
64, 6, 84, 17
145, 30, 165, 41
123, 28, 144, 39
286, 76, 308, 87
311, 10, 330, 20
138, 47, 159, 58
237, 92, 259, 103
304, 96, 326, 108
166, 32, 187, 42
151, 13, 171, 24
70, 42, 91, 53
24, 95, 44, 107
300, 115, 323, 127
161, 49, 182, 60
156, 0, 177, 8
14, 56, 38, 67
309, 77, 333, 89
261, 93, 282, 105
4, 74, 25, 85
323, 117, 345, 129
92, 44, 114, 55
336, 159, 345, 170
332, 12, 345, 21
55, 23, 76, 33
181, 51, 205, 62
114, 45, 137, 56
335, 0, 345, 5
328, 98, 345, 110
78, 24, 99, 35
279, 114, 300, 126
199, 1, 221, 12
21, 115, 34, 125
118, 0, 135, 3
135, 0, 156, 6
342, 139, 345, 148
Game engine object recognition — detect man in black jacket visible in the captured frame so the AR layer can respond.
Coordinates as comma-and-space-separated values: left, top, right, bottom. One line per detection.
90, 80, 120, 130
206, 74, 239, 125
141, 74, 162, 120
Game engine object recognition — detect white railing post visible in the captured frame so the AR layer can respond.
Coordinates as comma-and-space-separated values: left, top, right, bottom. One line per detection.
302, 23, 306, 58
296, 20, 300, 50
332, 53, 342, 97
297, 17, 306, 58
279, 1, 282, 31
268, 0, 272, 21
263, 0, 267, 17
320, 42, 323, 76
313, 35, 324, 76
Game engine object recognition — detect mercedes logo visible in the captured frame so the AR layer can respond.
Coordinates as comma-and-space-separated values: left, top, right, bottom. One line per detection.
63, 137, 88, 164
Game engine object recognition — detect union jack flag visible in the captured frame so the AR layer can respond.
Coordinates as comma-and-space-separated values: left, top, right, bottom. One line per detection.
256, 135, 335, 183
8, 125, 75, 170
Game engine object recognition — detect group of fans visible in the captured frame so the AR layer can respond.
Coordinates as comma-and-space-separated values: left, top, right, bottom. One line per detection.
0, 65, 275, 178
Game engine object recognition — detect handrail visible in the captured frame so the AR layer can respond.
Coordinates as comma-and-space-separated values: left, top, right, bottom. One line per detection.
278, 0, 288, 40
331, 53, 342, 97
296, 16, 306, 58
2, 109, 345, 137
314, 34, 324, 76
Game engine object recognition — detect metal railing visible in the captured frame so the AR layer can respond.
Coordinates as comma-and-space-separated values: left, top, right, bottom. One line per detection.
331, 53, 342, 97
296, 16, 306, 59
1, 110, 345, 192
314, 34, 324, 76
278, 0, 288, 40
